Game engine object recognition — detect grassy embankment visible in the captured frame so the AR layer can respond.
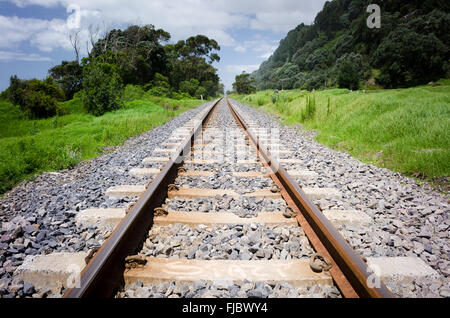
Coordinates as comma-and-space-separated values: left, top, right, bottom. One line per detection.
230, 80, 450, 191
0, 92, 204, 195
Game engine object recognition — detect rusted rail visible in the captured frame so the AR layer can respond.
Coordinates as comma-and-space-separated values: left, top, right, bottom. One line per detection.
226, 97, 393, 298
63, 98, 222, 298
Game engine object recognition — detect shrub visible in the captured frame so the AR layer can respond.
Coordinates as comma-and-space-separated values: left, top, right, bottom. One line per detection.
151, 73, 170, 89
6, 76, 65, 119
271, 95, 277, 104
179, 79, 200, 96
82, 62, 124, 116
122, 84, 145, 101
170, 91, 191, 100
327, 96, 332, 116
146, 86, 170, 97
201, 80, 218, 98
194, 86, 207, 99
21, 90, 64, 118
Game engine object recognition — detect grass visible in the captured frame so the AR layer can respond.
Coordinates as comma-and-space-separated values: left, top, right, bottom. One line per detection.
230, 80, 450, 191
0, 93, 203, 195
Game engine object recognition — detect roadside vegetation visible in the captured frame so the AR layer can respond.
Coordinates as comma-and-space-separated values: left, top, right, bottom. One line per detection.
0, 90, 203, 195
230, 80, 450, 191
0, 24, 224, 195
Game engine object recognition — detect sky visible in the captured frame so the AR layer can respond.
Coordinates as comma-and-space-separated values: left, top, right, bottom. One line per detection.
0, 0, 327, 92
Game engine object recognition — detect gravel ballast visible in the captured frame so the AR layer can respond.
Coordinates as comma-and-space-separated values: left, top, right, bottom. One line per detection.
229, 98, 449, 298
0, 102, 214, 298
1, 97, 448, 298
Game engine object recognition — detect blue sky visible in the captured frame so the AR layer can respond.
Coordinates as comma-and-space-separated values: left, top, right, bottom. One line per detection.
0, 0, 327, 92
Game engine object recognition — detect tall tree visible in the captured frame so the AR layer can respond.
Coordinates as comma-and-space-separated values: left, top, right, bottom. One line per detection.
89, 24, 171, 85
232, 72, 256, 94
166, 35, 220, 97
48, 60, 83, 100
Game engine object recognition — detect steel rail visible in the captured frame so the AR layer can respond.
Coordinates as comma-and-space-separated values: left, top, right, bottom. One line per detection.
226, 97, 394, 298
64, 98, 222, 298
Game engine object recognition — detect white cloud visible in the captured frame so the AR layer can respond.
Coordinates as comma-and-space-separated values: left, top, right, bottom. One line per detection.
232, 38, 278, 60
226, 64, 259, 74
234, 45, 246, 53
0, 15, 72, 51
0, 50, 51, 61
1, 0, 327, 51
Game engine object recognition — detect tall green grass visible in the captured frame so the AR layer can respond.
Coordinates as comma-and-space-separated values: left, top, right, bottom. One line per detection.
231, 81, 450, 187
0, 95, 202, 194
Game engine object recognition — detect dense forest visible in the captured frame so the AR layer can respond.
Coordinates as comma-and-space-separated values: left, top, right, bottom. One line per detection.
251, 0, 450, 91
0, 25, 223, 118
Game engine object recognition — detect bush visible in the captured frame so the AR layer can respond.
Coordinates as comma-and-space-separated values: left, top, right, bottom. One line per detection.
305, 72, 327, 91
151, 73, 170, 89
82, 62, 124, 116
6, 76, 65, 119
194, 86, 207, 99
170, 91, 191, 100
21, 90, 65, 118
271, 95, 277, 104
146, 86, 171, 97
179, 79, 200, 96
201, 80, 218, 98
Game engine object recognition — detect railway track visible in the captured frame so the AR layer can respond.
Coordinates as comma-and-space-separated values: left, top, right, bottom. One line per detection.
47, 97, 393, 298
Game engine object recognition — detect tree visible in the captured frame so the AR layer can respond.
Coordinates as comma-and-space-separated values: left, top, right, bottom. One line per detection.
69, 30, 81, 63
82, 61, 123, 116
165, 35, 221, 97
179, 79, 199, 96
336, 57, 359, 90
48, 60, 83, 100
373, 23, 449, 87
90, 24, 171, 85
336, 53, 369, 90
232, 72, 256, 94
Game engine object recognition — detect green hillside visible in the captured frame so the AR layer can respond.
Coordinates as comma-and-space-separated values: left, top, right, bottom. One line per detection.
251, 0, 450, 91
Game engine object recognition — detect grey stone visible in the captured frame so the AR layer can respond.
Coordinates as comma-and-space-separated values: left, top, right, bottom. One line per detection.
247, 289, 263, 298
240, 252, 252, 260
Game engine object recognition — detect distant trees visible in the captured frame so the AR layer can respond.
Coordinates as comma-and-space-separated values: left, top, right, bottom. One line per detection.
373, 10, 450, 87
3, 24, 223, 118
89, 24, 170, 85
232, 72, 256, 94
251, 0, 450, 91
